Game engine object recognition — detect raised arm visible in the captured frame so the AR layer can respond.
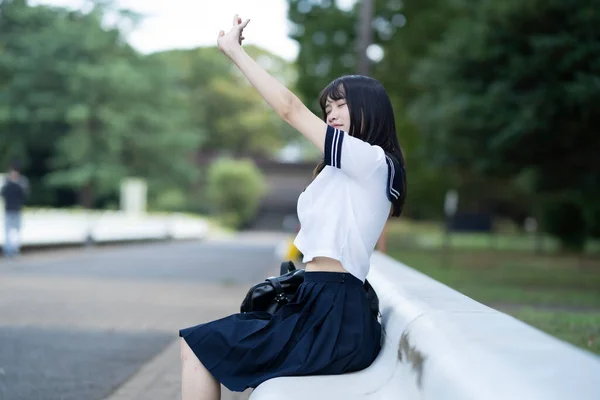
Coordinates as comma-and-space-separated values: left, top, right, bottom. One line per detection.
217, 15, 327, 153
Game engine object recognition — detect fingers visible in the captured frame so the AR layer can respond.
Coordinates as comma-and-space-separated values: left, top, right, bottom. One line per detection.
232, 14, 248, 27
225, 14, 250, 45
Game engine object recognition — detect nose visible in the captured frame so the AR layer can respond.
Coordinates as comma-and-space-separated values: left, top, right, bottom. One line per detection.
327, 111, 338, 124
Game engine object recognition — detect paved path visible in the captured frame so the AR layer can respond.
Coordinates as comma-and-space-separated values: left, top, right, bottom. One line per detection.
0, 232, 286, 400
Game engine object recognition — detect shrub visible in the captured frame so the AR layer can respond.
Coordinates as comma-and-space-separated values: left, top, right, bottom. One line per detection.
206, 158, 267, 229
542, 198, 588, 252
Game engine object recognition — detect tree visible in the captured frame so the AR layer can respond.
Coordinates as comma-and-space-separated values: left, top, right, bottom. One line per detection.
0, 1, 200, 208
409, 0, 600, 249
287, 0, 358, 108
153, 45, 297, 158
0, 0, 77, 204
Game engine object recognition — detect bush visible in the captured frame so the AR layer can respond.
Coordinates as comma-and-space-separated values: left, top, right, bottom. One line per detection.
541, 198, 588, 252
150, 187, 191, 212
206, 158, 267, 229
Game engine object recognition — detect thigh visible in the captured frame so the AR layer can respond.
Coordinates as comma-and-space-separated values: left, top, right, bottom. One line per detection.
180, 338, 199, 364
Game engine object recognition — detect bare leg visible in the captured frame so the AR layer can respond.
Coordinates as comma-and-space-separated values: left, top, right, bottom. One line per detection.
181, 338, 221, 400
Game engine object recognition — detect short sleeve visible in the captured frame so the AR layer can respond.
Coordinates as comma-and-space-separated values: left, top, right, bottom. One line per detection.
324, 125, 386, 180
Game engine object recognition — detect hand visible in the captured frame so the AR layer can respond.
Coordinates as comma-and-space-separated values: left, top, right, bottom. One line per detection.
218, 14, 250, 57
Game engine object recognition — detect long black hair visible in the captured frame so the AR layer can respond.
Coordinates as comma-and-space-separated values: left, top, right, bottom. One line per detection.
314, 75, 407, 217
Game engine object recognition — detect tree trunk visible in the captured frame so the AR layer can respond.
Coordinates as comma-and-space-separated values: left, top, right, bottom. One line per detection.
356, 0, 374, 75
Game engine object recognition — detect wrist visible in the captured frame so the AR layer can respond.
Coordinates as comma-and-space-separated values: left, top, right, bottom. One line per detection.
226, 46, 245, 63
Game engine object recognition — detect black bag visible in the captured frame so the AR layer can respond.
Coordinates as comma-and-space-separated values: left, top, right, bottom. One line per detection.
240, 261, 380, 318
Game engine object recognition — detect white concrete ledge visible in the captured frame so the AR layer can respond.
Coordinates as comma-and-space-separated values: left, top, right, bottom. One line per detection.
251, 252, 600, 400
0, 209, 209, 247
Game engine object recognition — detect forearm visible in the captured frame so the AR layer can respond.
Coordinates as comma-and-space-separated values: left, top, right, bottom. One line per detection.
228, 48, 298, 120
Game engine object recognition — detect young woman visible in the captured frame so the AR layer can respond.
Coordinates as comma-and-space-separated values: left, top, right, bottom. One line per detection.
179, 15, 406, 400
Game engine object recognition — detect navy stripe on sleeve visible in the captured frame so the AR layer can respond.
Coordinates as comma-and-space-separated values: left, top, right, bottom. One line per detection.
385, 155, 400, 200
324, 125, 344, 168
385, 154, 405, 217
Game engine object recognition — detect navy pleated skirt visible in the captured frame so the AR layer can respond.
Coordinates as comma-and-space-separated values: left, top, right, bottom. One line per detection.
179, 271, 382, 392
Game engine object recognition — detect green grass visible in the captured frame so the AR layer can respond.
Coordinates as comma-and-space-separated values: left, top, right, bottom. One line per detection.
503, 308, 600, 355
386, 218, 600, 254
385, 220, 600, 355
390, 249, 600, 308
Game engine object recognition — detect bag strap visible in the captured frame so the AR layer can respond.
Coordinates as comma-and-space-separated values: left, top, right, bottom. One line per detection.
280, 260, 296, 275
267, 277, 283, 293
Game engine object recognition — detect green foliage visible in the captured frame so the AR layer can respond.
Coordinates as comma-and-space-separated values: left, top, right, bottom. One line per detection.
402, 164, 457, 219
205, 158, 267, 229
541, 197, 589, 252
153, 45, 298, 157
287, 0, 458, 116
287, 0, 358, 109
149, 187, 191, 213
0, 1, 295, 212
409, 0, 600, 249
0, 1, 200, 207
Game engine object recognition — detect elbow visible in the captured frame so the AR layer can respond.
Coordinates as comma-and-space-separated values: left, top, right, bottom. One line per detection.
279, 92, 301, 123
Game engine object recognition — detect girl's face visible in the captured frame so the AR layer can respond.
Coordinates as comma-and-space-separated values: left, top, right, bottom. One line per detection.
324, 96, 351, 133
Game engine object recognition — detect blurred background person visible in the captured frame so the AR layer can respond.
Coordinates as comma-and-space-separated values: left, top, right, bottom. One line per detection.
1, 163, 29, 258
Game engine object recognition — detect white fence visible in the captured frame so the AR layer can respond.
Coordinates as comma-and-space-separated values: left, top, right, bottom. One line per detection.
0, 209, 209, 247
251, 252, 600, 400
